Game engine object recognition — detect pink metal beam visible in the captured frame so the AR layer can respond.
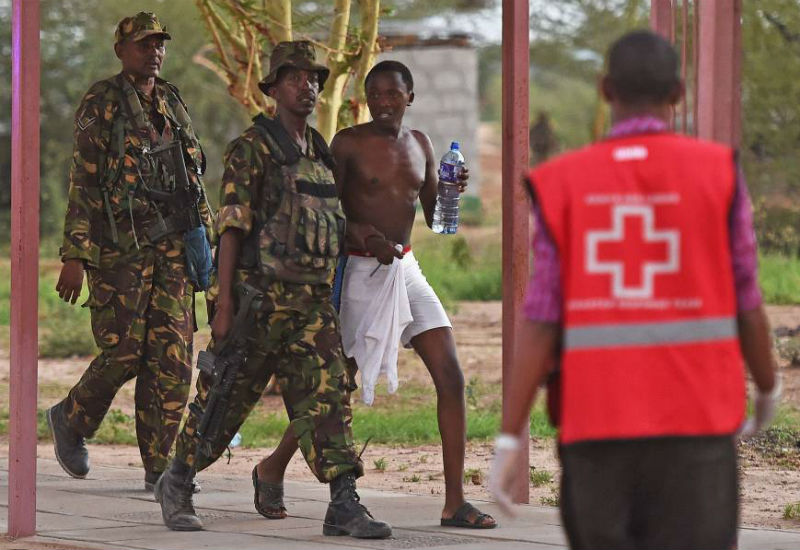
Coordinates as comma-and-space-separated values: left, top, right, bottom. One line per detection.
680, 0, 688, 132
650, 0, 675, 130
9, 0, 40, 538
501, 0, 530, 503
696, 0, 742, 146
650, 0, 674, 41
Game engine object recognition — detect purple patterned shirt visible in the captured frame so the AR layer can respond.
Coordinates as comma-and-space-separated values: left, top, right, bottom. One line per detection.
523, 116, 762, 322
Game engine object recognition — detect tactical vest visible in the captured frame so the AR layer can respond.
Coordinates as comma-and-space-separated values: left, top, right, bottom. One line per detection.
99, 74, 206, 248
531, 132, 746, 444
243, 114, 345, 285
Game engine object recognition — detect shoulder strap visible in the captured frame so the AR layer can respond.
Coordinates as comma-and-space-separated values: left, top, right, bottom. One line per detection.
252, 113, 299, 166
162, 79, 189, 112
161, 80, 206, 175
309, 127, 335, 171
115, 73, 150, 145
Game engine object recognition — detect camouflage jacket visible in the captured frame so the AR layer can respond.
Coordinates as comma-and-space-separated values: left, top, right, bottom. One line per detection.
60, 72, 213, 268
213, 117, 335, 295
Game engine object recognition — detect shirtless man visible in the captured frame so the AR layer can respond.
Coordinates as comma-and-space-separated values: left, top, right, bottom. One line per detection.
250, 60, 496, 529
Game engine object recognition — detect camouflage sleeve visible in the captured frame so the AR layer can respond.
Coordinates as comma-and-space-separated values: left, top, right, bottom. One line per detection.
59, 89, 109, 267
198, 184, 216, 244
217, 132, 264, 238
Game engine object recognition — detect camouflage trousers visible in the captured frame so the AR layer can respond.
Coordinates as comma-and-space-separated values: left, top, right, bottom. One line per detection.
63, 244, 194, 474
175, 279, 364, 483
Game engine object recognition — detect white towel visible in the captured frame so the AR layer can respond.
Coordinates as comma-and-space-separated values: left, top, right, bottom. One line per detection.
340, 256, 413, 405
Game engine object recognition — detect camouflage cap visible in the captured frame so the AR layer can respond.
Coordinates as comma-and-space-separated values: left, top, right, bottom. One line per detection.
258, 41, 330, 94
115, 12, 171, 44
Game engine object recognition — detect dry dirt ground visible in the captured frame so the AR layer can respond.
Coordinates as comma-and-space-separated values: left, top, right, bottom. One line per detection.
2, 302, 800, 529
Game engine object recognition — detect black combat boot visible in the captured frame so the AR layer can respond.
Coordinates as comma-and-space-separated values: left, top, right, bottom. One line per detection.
46, 401, 89, 479
147, 470, 201, 494
323, 473, 392, 539
154, 460, 203, 531
144, 470, 162, 492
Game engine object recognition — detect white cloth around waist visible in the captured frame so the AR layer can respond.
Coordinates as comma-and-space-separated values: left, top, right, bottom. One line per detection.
339, 251, 451, 405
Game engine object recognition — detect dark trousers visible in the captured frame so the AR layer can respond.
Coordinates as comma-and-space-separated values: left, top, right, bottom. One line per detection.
560, 435, 738, 550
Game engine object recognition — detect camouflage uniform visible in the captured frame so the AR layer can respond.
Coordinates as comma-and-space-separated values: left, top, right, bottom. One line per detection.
58, 13, 213, 475
174, 121, 363, 482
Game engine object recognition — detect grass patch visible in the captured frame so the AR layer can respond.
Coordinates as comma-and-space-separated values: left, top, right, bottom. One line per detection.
464, 468, 483, 485
413, 234, 501, 307
0, 260, 97, 357
408, 232, 800, 307
0, 258, 212, 358
237, 383, 555, 448
0, 407, 139, 445
530, 467, 553, 487
0, 387, 557, 448
89, 409, 137, 445
459, 195, 484, 226
759, 252, 800, 304
771, 404, 800, 432
784, 502, 800, 520
237, 410, 291, 448
373, 457, 388, 471
0, 409, 9, 434
540, 488, 560, 507
31, 407, 137, 445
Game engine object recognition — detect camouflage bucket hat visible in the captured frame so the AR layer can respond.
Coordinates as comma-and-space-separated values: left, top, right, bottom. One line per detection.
258, 41, 330, 94
115, 12, 172, 44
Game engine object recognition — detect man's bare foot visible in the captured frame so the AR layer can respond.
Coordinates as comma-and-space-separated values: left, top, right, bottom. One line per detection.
256, 461, 284, 484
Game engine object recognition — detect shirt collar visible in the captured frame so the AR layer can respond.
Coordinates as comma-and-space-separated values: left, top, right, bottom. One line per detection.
608, 116, 669, 138
122, 72, 166, 112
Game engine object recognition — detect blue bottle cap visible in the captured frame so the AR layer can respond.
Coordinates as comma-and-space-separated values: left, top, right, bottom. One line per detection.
450, 141, 460, 150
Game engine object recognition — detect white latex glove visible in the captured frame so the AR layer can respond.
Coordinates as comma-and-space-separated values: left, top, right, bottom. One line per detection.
738, 376, 782, 440
487, 434, 522, 516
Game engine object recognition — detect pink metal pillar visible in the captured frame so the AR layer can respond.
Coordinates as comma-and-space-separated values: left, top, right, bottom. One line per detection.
697, 0, 742, 146
9, 0, 40, 538
650, 0, 674, 41
501, 0, 530, 503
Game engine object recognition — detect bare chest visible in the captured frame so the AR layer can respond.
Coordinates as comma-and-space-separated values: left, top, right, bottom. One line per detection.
351, 141, 427, 195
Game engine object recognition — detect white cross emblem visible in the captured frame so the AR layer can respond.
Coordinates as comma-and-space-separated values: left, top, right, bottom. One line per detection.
586, 205, 680, 299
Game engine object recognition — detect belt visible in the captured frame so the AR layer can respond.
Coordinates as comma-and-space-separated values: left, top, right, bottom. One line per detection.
145, 209, 201, 242
348, 245, 411, 257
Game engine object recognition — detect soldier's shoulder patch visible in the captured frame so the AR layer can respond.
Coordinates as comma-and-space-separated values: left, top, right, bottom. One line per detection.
77, 110, 97, 131
76, 80, 116, 132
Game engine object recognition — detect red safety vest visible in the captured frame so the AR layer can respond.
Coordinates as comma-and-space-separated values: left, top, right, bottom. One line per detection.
530, 132, 746, 444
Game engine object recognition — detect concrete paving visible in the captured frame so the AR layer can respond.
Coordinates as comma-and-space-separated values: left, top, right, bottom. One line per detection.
0, 458, 799, 550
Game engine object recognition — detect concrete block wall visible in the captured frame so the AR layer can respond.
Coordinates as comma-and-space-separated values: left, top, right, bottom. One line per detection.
377, 46, 481, 195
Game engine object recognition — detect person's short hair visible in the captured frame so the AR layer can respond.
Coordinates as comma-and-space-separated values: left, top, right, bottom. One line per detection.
607, 30, 680, 104
365, 60, 414, 92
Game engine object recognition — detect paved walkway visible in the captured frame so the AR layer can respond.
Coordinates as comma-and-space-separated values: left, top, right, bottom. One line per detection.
1, 459, 800, 550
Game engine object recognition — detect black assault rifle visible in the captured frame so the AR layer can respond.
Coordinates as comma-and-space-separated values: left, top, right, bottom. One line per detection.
144, 139, 203, 240
189, 282, 263, 466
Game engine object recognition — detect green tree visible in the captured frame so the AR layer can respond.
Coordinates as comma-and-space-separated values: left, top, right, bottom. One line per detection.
194, 0, 382, 141
742, 2, 800, 198
480, 0, 647, 148
740, 1, 800, 254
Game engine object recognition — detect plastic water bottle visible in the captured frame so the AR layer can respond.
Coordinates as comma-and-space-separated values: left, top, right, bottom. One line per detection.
229, 432, 242, 448
432, 141, 465, 234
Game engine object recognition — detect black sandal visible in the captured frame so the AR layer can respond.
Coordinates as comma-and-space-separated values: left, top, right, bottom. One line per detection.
252, 466, 287, 519
440, 502, 497, 529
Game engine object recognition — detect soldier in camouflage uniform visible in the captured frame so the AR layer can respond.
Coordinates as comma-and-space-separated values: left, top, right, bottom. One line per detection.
156, 41, 391, 539
48, 12, 214, 492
